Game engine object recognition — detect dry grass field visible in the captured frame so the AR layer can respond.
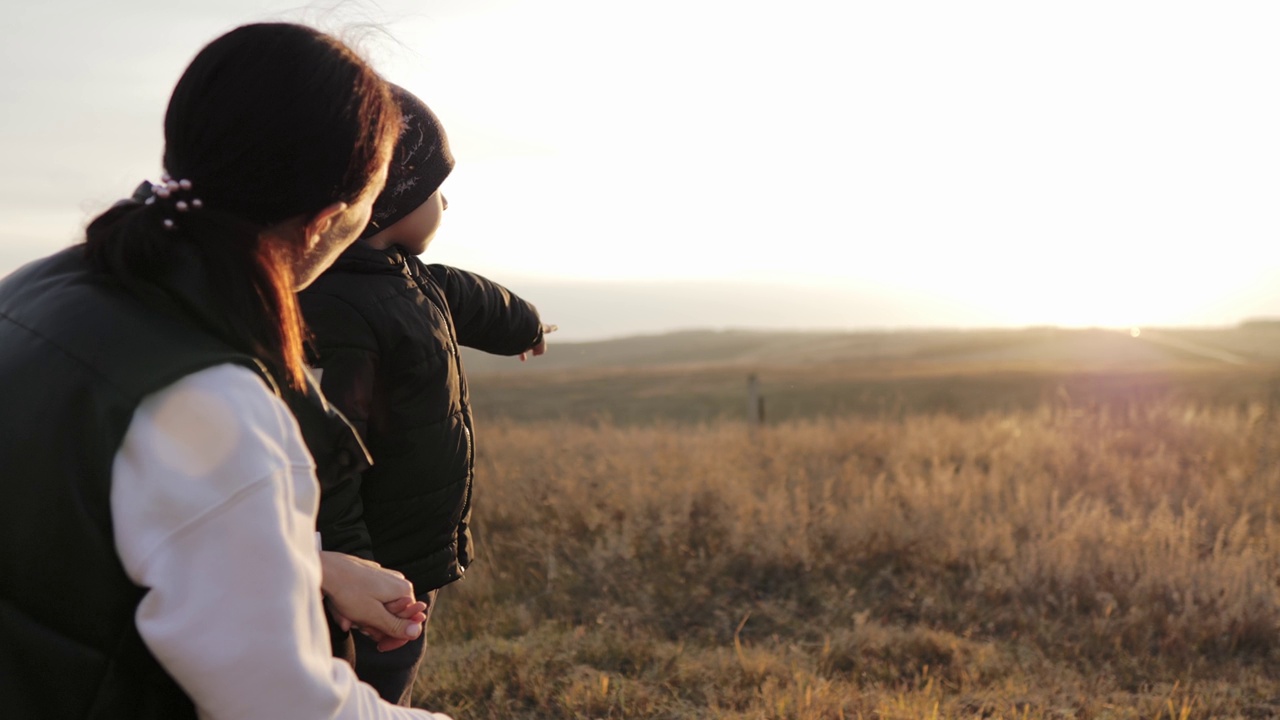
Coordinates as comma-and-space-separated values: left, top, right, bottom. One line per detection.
416, 328, 1280, 718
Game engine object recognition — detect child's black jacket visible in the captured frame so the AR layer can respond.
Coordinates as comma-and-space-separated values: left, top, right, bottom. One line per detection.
300, 241, 542, 593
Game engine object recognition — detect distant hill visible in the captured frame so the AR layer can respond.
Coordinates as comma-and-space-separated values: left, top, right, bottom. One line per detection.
462, 325, 1280, 376
460, 326, 1280, 424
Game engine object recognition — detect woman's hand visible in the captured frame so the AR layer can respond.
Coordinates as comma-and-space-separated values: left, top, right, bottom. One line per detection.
318, 551, 428, 652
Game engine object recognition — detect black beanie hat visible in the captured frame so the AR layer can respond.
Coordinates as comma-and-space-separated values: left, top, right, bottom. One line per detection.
360, 84, 455, 240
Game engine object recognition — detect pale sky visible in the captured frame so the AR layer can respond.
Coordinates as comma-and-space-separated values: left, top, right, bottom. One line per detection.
5, 1, 1280, 339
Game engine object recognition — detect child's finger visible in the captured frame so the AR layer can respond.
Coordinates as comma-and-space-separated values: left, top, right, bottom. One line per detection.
377, 637, 412, 652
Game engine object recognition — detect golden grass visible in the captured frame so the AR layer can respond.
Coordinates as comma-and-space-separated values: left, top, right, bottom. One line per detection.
414, 401, 1280, 718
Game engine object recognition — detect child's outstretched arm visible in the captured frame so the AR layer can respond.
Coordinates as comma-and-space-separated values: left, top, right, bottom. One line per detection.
423, 263, 547, 356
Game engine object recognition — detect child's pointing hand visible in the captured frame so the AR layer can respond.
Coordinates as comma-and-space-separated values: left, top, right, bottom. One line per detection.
520, 323, 557, 362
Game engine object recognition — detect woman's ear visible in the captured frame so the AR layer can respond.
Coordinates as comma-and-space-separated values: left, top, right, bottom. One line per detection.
303, 202, 350, 249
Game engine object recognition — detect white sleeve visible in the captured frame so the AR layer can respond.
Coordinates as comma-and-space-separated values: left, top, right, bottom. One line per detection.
110, 364, 450, 720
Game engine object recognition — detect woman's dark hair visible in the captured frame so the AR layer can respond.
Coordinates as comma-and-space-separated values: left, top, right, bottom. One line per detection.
86, 23, 400, 390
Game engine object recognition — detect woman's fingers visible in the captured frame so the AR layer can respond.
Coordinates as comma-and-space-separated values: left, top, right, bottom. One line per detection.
335, 611, 354, 633
318, 551, 424, 641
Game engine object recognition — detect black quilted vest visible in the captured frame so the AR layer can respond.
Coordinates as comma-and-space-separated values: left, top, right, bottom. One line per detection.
0, 246, 367, 718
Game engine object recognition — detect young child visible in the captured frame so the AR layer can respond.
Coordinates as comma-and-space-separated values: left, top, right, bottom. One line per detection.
300, 85, 551, 705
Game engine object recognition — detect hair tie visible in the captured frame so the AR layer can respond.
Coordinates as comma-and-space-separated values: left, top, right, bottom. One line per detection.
145, 173, 204, 231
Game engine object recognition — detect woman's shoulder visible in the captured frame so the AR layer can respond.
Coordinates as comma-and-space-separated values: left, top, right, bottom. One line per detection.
148, 363, 289, 431
117, 364, 299, 508
111, 363, 308, 575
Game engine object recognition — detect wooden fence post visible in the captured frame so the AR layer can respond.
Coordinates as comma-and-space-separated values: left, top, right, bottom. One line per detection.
747, 373, 765, 426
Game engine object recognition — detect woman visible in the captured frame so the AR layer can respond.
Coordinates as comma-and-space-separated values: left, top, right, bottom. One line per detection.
0, 23, 451, 720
